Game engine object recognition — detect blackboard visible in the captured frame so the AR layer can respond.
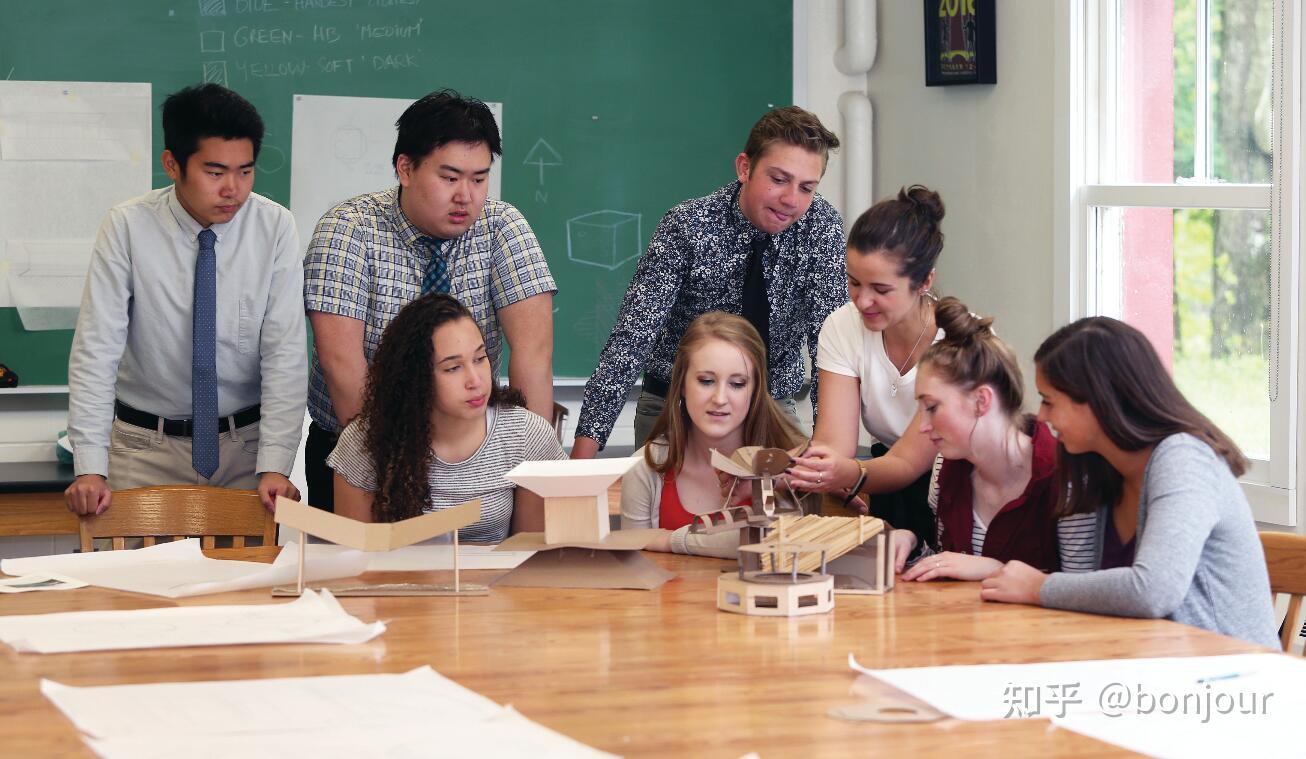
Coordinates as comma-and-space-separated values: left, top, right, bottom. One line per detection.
0, 0, 792, 383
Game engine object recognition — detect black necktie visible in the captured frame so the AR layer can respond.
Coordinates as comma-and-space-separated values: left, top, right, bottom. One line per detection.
740, 235, 770, 356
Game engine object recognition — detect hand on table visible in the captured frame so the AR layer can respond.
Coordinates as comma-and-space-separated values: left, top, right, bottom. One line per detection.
644, 529, 673, 553
890, 529, 918, 573
902, 551, 1003, 582
980, 560, 1049, 605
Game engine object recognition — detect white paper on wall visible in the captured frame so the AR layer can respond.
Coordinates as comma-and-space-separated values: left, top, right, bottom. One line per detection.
0, 82, 150, 324
290, 94, 503, 252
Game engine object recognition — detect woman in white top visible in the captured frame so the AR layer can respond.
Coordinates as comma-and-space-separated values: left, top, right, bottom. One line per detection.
329, 294, 565, 540
787, 186, 948, 553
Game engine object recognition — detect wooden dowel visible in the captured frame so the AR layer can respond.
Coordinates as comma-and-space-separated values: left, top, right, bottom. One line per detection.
296, 529, 306, 596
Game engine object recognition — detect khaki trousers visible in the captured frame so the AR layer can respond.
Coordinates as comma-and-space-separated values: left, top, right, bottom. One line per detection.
107, 417, 260, 491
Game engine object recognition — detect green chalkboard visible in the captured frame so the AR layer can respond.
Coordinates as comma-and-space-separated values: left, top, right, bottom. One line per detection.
0, 0, 792, 383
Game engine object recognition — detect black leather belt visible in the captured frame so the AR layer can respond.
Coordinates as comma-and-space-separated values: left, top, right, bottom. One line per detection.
642, 375, 670, 399
115, 400, 260, 437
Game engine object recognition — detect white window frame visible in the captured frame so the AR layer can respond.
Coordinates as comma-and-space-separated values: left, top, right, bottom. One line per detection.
1055, 0, 1301, 526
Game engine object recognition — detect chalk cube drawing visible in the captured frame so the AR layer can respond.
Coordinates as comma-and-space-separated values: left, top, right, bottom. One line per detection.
566, 211, 641, 270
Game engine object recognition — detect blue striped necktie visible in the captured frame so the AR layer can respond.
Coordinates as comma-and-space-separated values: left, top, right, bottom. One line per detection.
192, 229, 219, 479
421, 237, 451, 295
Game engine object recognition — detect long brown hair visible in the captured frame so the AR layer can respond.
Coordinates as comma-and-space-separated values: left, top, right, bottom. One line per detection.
361, 294, 523, 522
645, 312, 802, 474
1034, 317, 1246, 516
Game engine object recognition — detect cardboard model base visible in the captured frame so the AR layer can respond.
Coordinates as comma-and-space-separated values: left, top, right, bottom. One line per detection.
492, 529, 675, 591
717, 572, 835, 617
492, 549, 674, 591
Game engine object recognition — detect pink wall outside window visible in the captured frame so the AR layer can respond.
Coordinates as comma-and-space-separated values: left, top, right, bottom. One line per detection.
1119, 1, 1176, 367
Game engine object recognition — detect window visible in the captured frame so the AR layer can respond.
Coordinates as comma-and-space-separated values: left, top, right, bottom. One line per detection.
1058, 0, 1299, 525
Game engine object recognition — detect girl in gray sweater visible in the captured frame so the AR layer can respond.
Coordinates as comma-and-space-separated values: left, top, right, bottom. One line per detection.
979, 317, 1279, 648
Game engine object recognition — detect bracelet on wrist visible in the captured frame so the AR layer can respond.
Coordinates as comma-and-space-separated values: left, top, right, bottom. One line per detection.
841, 459, 868, 508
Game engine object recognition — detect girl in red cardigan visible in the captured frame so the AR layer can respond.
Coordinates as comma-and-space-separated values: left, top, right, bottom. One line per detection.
895, 297, 1065, 581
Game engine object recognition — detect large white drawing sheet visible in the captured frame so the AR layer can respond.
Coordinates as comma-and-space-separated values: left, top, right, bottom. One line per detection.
852, 652, 1305, 757
0, 539, 368, 598
289, 94, 503, 252
43, 666, 614, 758
0, 589, 382, 653
0, 81, 150, 328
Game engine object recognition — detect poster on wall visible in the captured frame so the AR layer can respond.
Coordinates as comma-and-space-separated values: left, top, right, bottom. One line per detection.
924, 0, 996, 86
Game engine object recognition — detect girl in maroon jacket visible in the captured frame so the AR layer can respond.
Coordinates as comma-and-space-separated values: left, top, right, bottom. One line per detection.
893, 297, 1066, 581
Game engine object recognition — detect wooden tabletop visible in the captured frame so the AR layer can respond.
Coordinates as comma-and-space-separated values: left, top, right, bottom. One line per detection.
0, 550, 1267, 757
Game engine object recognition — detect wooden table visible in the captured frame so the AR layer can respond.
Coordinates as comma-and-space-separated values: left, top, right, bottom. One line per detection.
0, 461, 77, 537
0, 550, 1267, 757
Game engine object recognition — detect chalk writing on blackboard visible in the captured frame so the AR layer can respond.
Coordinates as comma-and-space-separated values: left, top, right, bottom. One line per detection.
523, 139, 563, 185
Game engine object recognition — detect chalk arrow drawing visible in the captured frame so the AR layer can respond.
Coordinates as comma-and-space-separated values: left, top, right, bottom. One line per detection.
523, 138, 562, 184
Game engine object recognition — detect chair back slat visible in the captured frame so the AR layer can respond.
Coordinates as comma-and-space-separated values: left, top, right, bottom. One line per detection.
1260, 532, 1306, 655
78, 486, 275, 553
1283, 596, 1303, 653
551, 402, 569, 443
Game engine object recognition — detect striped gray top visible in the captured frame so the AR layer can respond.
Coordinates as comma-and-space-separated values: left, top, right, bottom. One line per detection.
1055, 513, 1098, 572
327, 405, 566, 542
971, 516, 987, 556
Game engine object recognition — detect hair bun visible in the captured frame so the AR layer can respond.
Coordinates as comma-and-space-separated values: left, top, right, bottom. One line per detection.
900, 184, 945, 226
934, 296, 992, 346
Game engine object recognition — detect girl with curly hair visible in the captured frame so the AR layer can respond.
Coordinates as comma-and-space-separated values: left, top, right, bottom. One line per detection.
620, 311, 804, 557
328, 294, 564, 539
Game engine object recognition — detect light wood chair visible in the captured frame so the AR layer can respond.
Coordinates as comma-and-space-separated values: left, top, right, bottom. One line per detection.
551, 402, 569, 443
1260, 531, 1306, 654
78, 485, 275, 552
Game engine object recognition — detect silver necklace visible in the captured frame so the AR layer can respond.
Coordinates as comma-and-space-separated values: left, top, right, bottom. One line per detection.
888, 319, 930, 397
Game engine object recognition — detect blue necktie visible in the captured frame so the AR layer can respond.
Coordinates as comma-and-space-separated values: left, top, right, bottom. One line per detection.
192, 229, 219, 479
421, 237, 451, 295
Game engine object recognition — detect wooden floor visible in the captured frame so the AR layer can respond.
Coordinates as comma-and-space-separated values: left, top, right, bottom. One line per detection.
0, 549, 1268, 757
